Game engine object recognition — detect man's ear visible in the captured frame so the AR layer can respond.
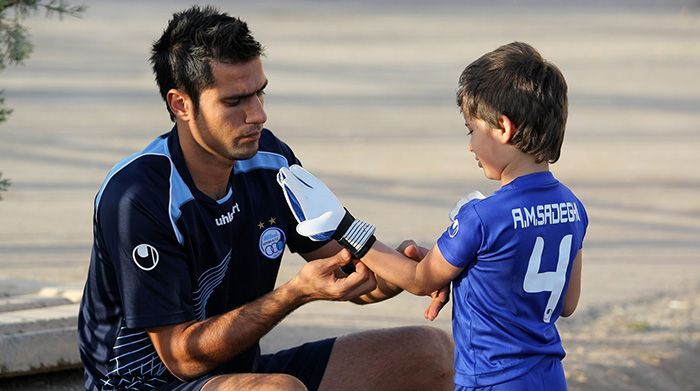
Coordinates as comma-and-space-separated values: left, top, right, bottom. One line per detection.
166, 89, 192, 121
497, 114, 516, 144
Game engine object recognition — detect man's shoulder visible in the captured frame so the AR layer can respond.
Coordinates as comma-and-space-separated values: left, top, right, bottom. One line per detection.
95, 138, 175, 212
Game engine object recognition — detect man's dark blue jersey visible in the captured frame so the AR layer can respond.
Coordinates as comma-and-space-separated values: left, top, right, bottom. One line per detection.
437, 172, 588, 388
78, 127, 324, 390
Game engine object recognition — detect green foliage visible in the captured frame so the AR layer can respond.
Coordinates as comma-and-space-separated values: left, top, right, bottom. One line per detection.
0, 0, 85, 118
0, 171, 9, 199
0, 93, 10, 122
0, 1, 85, 198
626, 320, 652, 332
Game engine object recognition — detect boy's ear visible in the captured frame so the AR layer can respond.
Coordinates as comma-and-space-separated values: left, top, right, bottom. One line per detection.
497, 115, 516, 144
166, 89, 193, 121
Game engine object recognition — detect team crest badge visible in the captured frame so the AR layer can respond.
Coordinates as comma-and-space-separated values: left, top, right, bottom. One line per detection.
132, 243, 159, 271
259, 227, 286, 259
448, 219, 459, 238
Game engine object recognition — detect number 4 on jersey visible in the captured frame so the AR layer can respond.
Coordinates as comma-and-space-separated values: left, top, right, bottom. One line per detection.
523, 235, 573, 323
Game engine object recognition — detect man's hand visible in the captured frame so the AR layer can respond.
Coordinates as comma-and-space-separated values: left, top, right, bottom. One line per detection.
291, 249, 377, 302
396, 240, 450, 321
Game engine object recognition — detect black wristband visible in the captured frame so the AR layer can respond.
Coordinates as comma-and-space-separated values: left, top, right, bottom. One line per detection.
352, 234, 376, 259
332, 209, 376, 259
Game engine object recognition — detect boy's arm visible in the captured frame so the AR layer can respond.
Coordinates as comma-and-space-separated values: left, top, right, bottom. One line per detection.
301, 240, 452, 316
300, 241, 400, 303
561, 250, 583, 317
277, 164, 462, 296
361, 240, 463, 297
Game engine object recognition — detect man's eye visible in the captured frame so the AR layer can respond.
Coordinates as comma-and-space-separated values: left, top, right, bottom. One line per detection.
257, 90, 266, 97
466, 128, 473, 136
226, 100, 241, 107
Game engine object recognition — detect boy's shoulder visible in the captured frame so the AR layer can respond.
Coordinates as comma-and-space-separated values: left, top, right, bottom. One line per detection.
456, 172, 587, 225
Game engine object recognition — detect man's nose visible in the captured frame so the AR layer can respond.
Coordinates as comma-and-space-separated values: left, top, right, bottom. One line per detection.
246, 95, 267, 124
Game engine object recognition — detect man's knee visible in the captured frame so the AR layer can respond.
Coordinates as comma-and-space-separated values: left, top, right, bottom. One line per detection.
262, 374, 307, 391
404, 326, 454, 379
205, 373, 307, 391
400, 326, 451, 351
386, 326, 454, 389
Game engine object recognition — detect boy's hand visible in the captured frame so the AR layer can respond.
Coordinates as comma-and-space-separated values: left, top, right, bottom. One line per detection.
397, 240, 450, 321
425, 287, 450, 321
449, 190, 485, 221
277, 165, 376, 258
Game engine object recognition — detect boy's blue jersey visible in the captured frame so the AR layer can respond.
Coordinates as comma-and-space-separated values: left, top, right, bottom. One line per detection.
78, 127, 324, 390
437, 172, 588, 387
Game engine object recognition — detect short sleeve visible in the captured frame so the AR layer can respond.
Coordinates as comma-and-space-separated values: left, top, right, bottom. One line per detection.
98, 160, 196, 329
436, 201, 484, 269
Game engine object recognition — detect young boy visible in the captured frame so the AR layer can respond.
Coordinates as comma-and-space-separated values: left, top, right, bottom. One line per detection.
278, 41, 587, 390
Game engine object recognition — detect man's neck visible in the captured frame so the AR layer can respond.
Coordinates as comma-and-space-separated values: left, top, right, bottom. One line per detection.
177, 124, 233, 200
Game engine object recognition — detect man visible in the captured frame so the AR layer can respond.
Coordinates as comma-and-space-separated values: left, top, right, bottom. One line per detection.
78, 5, 452, 390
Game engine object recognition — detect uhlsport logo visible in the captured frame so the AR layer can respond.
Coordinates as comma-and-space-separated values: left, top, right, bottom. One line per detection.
259, 227, 286, 259
448, 219, 460, 238
215, 203, 241, 226
132, 243, 159, 271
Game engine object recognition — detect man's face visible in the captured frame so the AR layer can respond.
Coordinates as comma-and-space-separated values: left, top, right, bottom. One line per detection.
191, 57, 268, 162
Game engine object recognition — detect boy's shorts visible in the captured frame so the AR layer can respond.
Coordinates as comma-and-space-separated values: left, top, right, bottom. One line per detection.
164, 337, 336, 391
456, 356, 567, 391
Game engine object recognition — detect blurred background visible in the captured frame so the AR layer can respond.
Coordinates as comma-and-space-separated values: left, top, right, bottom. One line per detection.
1, 1, 698, 389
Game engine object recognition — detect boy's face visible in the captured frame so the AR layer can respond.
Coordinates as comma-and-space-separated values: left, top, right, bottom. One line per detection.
463, 113, 509, 181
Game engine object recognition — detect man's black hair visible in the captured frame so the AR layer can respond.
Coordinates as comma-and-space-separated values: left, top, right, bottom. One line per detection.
150, 6, 264, 121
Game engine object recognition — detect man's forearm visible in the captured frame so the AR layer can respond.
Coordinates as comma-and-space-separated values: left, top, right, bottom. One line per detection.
150, 279, 310, 380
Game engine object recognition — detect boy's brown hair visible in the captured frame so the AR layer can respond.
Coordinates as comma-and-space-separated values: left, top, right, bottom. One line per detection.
456, 42, 568, 163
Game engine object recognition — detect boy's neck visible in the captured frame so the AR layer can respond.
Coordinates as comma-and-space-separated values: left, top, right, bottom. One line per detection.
499, 155, 550, 187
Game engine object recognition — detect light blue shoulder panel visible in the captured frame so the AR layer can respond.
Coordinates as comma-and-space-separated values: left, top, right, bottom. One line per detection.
94, 136, 193, 245
234, 151, 288, 174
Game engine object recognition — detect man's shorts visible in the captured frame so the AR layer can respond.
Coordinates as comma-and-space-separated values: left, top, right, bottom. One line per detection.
455, 356, 567, 391
164, 337, 336, 391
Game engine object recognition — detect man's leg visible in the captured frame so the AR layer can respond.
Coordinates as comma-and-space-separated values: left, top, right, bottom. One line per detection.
318, 325, 454, 391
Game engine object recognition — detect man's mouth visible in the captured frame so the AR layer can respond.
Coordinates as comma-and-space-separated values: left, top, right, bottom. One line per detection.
239, 130, 262, 143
